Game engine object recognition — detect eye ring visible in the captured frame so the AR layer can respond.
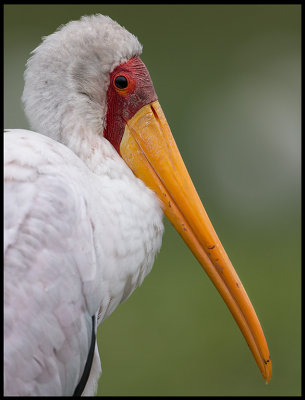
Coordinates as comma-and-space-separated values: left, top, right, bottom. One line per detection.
113, 74, 129, 90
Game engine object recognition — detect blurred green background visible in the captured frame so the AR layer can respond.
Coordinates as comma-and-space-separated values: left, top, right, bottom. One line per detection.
4, 4, 301, 396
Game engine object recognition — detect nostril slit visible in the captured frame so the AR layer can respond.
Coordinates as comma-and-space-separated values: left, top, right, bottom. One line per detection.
150, 103, 159, 121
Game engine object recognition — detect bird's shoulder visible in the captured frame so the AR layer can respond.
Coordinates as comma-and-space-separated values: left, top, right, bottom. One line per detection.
4, 129, 96, 276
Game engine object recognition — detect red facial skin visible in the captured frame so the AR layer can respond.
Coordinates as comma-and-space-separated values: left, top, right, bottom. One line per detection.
104, 56, 158, 154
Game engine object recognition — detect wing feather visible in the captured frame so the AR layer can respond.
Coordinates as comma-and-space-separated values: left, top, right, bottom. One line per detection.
4, 130, 100, 395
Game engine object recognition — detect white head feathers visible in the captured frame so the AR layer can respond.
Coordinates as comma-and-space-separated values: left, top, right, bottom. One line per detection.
22, 14, 142, 146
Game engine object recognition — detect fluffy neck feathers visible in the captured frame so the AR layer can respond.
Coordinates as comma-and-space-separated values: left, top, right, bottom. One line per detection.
22, 14, 142, 165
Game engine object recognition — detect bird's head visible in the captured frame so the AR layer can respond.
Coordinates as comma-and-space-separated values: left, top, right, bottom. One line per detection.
22, 14, 271, 383
22, 14, 143, 151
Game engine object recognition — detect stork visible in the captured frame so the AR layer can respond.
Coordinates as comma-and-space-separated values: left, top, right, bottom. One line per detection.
4, 14, 272, 396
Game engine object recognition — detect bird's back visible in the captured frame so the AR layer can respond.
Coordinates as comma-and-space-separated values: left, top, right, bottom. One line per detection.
4, 129, 164, 395
4, 129, 100, 395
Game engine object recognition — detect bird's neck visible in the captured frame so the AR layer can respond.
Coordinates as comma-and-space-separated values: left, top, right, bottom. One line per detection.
62, 124, 132, 178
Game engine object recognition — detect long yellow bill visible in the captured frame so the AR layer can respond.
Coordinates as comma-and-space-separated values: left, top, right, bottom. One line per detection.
120, 100, 272, 383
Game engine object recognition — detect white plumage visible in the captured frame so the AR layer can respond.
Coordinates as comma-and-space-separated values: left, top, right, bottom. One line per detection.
4, 15, 163, 396
4, 13, 272, 396
4, 127, 163, 395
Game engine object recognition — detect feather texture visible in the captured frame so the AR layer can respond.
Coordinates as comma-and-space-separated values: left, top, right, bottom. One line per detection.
4, 129, 163, 395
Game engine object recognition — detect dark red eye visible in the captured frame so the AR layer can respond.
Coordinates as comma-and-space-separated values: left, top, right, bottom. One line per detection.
112, 72, 135, 97
114, 75, 128, 89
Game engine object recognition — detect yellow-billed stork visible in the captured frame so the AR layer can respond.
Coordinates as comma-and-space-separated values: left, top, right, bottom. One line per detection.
4, 14, 272, 396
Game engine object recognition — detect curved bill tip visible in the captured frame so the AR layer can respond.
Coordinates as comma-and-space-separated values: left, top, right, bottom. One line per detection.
120, 99, 272, 383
